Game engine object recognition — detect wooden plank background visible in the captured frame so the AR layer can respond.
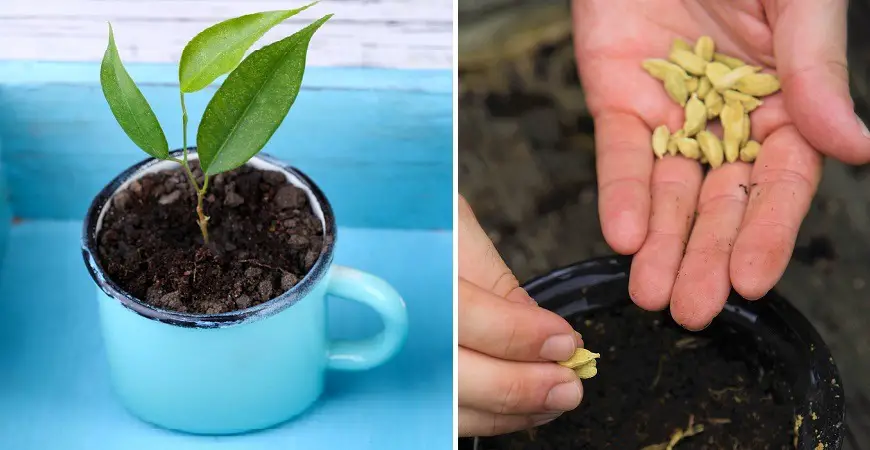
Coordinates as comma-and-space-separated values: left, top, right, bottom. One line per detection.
0, 0, 454, 69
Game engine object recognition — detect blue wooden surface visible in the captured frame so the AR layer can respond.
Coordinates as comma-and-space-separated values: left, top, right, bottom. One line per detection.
0, 62, 452, 230
0, 136, 9, 267
0, 222, 453, 448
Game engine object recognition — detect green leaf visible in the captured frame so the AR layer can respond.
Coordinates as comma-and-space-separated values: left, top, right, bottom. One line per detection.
100, 23, 169, 159
178, 3, 317, 93
196, 15, 331, 176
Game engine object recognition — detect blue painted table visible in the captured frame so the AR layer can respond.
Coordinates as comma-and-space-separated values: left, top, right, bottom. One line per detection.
0, 62, 454, 449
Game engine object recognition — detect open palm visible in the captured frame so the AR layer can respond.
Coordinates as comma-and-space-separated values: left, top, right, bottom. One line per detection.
573, 0, 863, 329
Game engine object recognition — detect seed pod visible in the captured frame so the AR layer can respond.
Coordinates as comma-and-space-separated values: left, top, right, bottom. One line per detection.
664, 70, 689, 106
740, 140, 761, 162
697, 76, 712, 99
652, 125, 670, 158
558, 348, 600, 369
713, 52, 746, 69
686, 77, 699, 93
721, 100, 745, 163
696, 130, 725, 168
672, 38, 692, 53
705, 90, 723, 119
704, 62, 731, 90
667, 130, 684, 156
723, 89, 763, 112
734, 73, 781, 97
741, 113, 751, 147
669, 49, 708, 76
694, 36, 715, 61
683, 94, 707, 136
713, 65, 760, 92
676, 137, 701, 159
574, 360, 598, 379
642, 58, 690, 81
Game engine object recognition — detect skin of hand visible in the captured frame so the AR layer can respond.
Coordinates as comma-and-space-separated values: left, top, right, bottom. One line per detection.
458, 195, 585, 437
572, 0, 864, 330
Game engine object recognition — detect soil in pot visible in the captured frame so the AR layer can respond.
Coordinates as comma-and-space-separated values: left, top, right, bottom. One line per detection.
97, 161, 327, 314
476, 305, 797, 449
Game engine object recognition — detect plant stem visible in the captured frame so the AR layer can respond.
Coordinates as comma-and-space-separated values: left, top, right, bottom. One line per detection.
180, 91, 189, 163
174, 91, 210, 244
196, 176, 210, 244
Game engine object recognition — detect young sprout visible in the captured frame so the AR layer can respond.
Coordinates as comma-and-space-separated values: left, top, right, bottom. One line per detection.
100, 3, 331, 243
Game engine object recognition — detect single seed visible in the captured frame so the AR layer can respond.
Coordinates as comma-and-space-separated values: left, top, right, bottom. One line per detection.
652, 125, 670, 159
643, 58, 690, 81
676, 137, 701, 159
686, 77, 699, 93
741, 113, 751, 147
664, 70, 689, 106
714, 65, 760, 92
697, 77, 712, 99
705, 90, 723, 119
669, 49, 708, 76
734, 73, 781, 97
574, 361, 598, 379
721, 100, 745, 163
697, 130, 725, 168
667, 130, 684, 156
671, 38, 692, 53
723, 89, 763, 112
704, 62, 732, 90
713, 52, 746, 69
694, 36, 715, 61
683, 94, 707, 137
740, 140, 761, 162
558, 348, 601, 380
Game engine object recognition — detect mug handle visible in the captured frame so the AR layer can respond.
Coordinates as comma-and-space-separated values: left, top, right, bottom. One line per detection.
326, 265, 409, 371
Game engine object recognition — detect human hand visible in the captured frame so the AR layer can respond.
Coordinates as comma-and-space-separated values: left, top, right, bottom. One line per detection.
572, 0, 865, 330
458, 195, 584, 437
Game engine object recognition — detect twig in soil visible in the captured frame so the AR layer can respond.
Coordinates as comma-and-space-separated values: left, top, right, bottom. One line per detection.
708, 386, 743, 402
238, 259, 284, 272
641, 415, 705, 450
650, 355, 666, 389
706, 417, 732, 425
674, 336, 708, 350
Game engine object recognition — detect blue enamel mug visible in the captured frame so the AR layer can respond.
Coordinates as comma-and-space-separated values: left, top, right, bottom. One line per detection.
81, 150, 409, 434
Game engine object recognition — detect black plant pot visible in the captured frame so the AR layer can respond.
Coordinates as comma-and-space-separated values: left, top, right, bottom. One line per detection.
461, 255, 846, 450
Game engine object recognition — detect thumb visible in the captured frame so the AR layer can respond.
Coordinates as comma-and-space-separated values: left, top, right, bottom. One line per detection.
773, 0, 870, 164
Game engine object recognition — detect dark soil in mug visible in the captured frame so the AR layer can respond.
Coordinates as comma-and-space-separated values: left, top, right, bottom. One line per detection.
475, 306, 796, 449
97, 161, 327, 314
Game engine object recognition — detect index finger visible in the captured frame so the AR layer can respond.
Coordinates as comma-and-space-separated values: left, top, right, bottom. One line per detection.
459, 194, 534, 303
459, 279, 582, 362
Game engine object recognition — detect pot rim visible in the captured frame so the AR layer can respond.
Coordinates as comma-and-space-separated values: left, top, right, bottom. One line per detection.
81, 148, 337, 329
522, 255, 846, 449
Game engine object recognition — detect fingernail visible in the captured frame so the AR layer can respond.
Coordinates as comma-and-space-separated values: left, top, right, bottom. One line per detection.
575, 331, 584, 348
540, 334, 577, 361
531, 413, 562, 426
858, 115, 870, 138
545, 380, 583, 411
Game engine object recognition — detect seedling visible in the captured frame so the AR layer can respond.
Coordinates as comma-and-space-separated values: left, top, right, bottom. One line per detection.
100, 3, 331, 243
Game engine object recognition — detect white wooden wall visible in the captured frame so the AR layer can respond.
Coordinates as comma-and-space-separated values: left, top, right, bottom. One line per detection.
0, 0, 453, 69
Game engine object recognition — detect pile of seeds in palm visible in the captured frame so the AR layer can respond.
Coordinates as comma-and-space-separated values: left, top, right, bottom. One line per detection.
643, 36, 781, 167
